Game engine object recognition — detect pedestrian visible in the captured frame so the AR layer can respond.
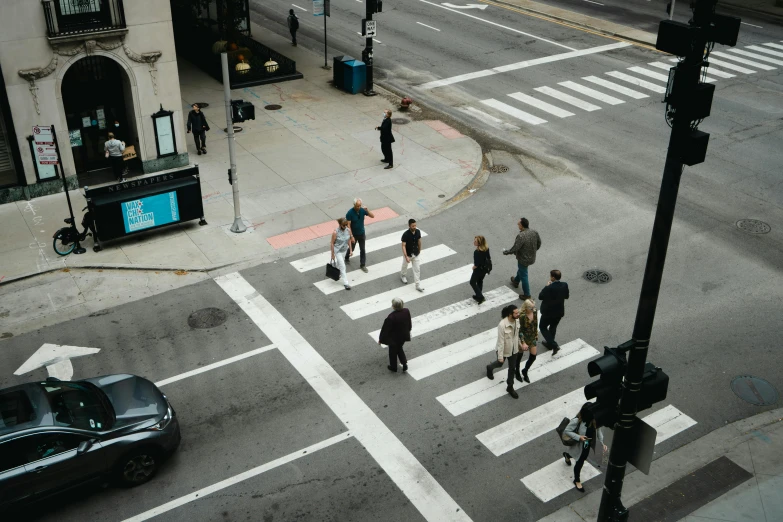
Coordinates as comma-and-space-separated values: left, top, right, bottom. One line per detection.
562, 403, 607, 493
186, 103, 209, 156
539, 269, 569, 356
330, 217, 354, 291
376, 109, 395, 169
486, 304, 523, 399
287, 9, 299, 46
345, 198, 375, 273
470, 235, 491, 304
503, 217, 541, 301
104, 132, 125, 183
400, 218, 424, 292
378, 297, 412, 373
518, 298, 539, 383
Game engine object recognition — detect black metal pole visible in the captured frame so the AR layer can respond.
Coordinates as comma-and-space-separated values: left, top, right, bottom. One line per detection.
596, 2, 714, 520
52, 125, 86, 254
324, 11, 328, 68
362, 4, 375, 95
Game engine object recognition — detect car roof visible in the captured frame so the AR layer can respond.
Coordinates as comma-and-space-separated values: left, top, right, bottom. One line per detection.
0, 383, 54, 436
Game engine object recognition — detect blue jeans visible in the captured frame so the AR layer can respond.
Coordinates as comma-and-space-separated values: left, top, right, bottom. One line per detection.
515, 263, 530, 297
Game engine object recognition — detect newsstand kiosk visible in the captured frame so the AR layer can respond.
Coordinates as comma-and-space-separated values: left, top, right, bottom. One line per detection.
84, 164, 207, 251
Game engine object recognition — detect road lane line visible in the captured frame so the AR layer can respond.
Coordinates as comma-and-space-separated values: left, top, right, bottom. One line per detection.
508, 92, 575, 117
291, 3, 307, 11
368, 286, 518, 343
480, 99, 548, 125
584, 0, 604, 5
534, 86, 601, 111
316, 244, 456, 295
216, 273, 471, 521
417, 22, 441, 31
727, 48, 783, 67
710, 50, 776, 70
341, 264, 475, 320
419, 0, 576, 51
581, 76, 647, 99
605, 71, 666, 93
741, 22, 762, 28
407, 329, 497, 380
747, 45, 783, 58
419, 41, 630, 89
123, 432, 352, 521
457, 106, 521, 131
154, 345, 278, 388
559, 80, 626, 104
439, 339, 600, 417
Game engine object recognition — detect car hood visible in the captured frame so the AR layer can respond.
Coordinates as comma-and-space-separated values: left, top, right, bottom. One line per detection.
82, 374, 167, 429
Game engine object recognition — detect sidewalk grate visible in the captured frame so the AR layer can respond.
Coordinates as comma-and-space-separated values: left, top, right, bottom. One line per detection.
731, 376, 778, 406
735, 219, 771, 234
391, 118, 410, 125
489, 165, 509, 173
264, 104, 282, 110
583, 269, 612, 284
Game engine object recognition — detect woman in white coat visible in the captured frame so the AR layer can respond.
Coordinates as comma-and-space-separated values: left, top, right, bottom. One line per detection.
562, 404, 607, 492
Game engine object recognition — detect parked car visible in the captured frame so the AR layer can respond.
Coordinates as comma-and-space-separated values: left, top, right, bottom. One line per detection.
0, 374, 180, 510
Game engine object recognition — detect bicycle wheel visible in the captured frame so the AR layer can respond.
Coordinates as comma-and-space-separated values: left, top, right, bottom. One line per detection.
53, 228, 76, 256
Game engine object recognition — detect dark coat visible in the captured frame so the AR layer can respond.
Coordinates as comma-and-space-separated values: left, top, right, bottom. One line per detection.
187, 110, 209, 132
539, 281, 569, 318
379, 117, 395, 144
379, 308, 411, 346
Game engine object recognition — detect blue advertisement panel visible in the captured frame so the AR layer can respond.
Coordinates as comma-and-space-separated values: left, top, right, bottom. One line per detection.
122, 191, 180, 234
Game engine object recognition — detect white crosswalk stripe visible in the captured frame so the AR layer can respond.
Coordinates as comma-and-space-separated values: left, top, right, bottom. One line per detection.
368, 286, 518, 343
646, 62, 719, 83
315, 244, 456, 295
581, 76, 647, 99
407, 329, 497, 380
480, 99, 548, 125
727, 48, 783, 67
559, 80, 625, 104
534, 86, 602, 111
677, 56, 755, 74
438, 340, 600, 417
605, 71, 667, 93
747, 44, 783, 58
627, 66, 670, 82
710, 50, 776, 70
763, 42, 783, 50
291, 230, 429, 273
507, 92, 576, 118
457, 106, 521, 131
520, 405, 696, 502
697, 65, 735, 79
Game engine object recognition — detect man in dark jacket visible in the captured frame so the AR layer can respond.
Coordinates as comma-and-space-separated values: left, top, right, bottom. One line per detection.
538, 269, 569, 355
287, 9, 299, 46
186, 103, 209, 155
503, 217, 542, 301
379, 297, 412, 372
376, 109, 395, 169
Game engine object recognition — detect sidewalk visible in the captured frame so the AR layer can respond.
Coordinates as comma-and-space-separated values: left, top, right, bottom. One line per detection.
542, 407, 783, 522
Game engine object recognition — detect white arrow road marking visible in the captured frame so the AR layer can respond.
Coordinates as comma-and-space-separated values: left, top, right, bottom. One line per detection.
15, 343, 101, 381
291, 4, 307, 11
441, 2, 489, 9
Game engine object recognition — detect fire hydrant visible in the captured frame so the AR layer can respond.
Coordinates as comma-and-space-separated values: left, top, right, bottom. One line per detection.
400, 96, 413, 110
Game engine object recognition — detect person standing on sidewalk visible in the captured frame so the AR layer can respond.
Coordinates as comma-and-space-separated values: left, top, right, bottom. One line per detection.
345, 198, 374, 273
287, 9, 299, 46
539, 269, 569, 356
518, 298, 539, 383
330, 217, 354, 291
186, 103, 209, 156
563, 404, 606, 493
503, 217, 541, 301
376, 109, 395, 169
401, 219, 424, 292
470, 235, 491, 304
378, 297, 412, 373
104, 132, 125, 183
486, 304, 522, 399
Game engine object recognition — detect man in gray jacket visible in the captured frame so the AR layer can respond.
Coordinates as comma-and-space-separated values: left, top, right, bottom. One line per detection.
486, 304, 523, 399
503, 217, 542, 301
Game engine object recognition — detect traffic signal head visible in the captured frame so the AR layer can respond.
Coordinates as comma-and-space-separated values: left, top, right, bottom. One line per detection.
638, 363, 670, 412
231, 100, 255, 123
584, 347, 628, 429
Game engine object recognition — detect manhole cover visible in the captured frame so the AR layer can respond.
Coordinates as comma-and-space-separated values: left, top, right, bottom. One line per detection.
391, 118, 410, 125
188, 308, 228, 329
193, 102, 209, 108
223, 126, 243, 133
264, 104, 282, 110
736, 219, 771, 234
583, 269, 612, 284
731, 376, 778, 406
489, 165, 509, 173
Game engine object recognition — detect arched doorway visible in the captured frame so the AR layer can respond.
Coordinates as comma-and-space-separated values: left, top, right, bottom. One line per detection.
61, 56, 136, 181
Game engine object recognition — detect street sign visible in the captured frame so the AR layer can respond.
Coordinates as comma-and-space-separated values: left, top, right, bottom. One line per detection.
313, 0, 324, 16
363, 19, 377, 37
15, 343, 101, 381
33, 125, 54, 145
36, 144, 58, 165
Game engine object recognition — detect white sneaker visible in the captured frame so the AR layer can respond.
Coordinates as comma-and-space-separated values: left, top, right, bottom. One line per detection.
416, 285, 425, 292
401, 275, 408, 284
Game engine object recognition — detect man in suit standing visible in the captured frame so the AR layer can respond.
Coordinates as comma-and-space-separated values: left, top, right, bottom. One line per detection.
376, 109, 395, 169
379, 297, 412, 373
538, 269, 569, 355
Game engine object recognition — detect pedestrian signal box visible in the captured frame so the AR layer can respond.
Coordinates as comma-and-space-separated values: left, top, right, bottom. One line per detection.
231, 100, 255, 123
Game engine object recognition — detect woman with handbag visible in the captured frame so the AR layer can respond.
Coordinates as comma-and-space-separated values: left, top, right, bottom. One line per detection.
517, 298, 539, 383
104, 132, 126, 183
562, 404, 607, 492
470, 235, 491, 304
330, 217, 354, 290
378, 297, 412, 372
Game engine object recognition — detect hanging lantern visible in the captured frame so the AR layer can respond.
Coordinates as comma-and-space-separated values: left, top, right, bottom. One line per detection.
235, 59, 251, 75
212, 40, 227, 54
264, 59, 279, 73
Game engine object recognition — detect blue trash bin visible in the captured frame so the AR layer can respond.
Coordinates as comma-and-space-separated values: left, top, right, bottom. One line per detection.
343, 60, 367, 94
332, 55, 355, 91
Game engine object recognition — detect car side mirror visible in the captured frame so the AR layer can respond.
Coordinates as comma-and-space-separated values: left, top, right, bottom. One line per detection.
76, 440, 93, 455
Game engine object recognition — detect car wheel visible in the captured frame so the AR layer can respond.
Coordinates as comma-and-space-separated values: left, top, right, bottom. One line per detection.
116, 448, 160, 487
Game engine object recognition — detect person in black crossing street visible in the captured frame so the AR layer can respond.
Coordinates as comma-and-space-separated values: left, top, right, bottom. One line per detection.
400, 219, 424, 292
538, 269, 569, 356
378, 297, 412, 373
562, 403, 606, 493
287, 9, 299, 46
470, 235, 491, 304
376, 109, 395, 169
186, 103, 209, 155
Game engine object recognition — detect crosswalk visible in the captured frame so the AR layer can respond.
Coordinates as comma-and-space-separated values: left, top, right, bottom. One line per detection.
290, 228, 697, 503
460, 40, 783, 131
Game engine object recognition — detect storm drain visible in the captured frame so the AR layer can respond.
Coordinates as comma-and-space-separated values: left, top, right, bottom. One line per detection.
391, 117, 410, 125
583, 269, 612, 284
264, 104, 282, 110
489, 165, 509, 173
731, 376, 778, 406
735, 219, 771, 234
188, 308, 228, 329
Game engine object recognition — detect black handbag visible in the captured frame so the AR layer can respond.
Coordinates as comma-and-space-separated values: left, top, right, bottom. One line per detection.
325, 260, 340, 281
484, 250, 493, 274
556, 417, 580, 446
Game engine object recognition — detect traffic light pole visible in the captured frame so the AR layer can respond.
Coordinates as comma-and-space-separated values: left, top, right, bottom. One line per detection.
221, 53, 246, 234
362, 2, 376, 95
597, 2, 714, 520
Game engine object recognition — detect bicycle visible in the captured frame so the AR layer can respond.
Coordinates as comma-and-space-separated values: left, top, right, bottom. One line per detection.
52, 206, 95, 256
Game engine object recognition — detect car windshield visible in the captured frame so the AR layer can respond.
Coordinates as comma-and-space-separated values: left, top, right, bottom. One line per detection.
0, 385, 52, 435
40, 381, 112, 431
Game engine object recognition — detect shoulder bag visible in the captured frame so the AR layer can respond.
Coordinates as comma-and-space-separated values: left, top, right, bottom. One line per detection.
556, 417, 581, 446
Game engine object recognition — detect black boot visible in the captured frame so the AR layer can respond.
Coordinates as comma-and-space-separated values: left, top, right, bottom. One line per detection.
486, 365, 494, 380
507, 385, 519, 399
